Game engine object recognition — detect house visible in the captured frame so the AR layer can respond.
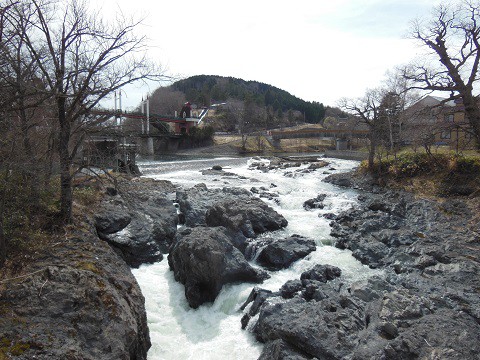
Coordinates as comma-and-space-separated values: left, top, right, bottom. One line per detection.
403, 95, 475, 149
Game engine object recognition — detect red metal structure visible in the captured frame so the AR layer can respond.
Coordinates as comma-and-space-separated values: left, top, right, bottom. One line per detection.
89, 109, 198, 135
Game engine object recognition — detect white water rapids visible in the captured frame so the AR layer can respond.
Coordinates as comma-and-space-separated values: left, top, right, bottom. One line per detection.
132, 156, 382, 360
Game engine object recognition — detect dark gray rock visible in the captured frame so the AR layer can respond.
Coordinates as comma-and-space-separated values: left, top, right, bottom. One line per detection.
256, 235, 316, 271
94, 204, 131, 234
200, 168, 238, 176
259, 339, 311, 360
95, 193, 178, 268
300, 264, 342, 283
0, 233, 150, 360
307, 160, 329, 170
205, 196, 288, 238
253, 297, 366, 359
242, 263, 344, 329
323, 173, 354, 188
322, 212, 337, 220
240, 287, 278, 329
349, 276, 392, 302
176, 184, 253, 227
303, 194, 327, 210
250, 186, 280, 202
279, 279, 303, 299
168, 227, 269, 308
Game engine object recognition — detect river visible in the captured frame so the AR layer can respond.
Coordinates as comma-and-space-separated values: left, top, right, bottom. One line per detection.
132, 155, 382, 360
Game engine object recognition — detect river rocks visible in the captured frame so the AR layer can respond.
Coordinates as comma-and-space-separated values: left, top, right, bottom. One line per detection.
307, 160, 329, 170
256, 235, 316, 270
205, 196, 288, 238
95, 191, 177, 268
279, 280, 303, 299
94, 203, 131, 234
323, 172, 355, 188
250, 186, 280, 202
168, 227, 269, 308
303, 194, 327, 210
200, 167, 238, 177
245, 260, 480, 359
253, 296, 366, 359
238, 170, 480, 359
329, 188, 469, 271
0, 232, 150, 360
300, 264, 342, 283
248, 156, 329, 174
176, 184, 252, 227
258, 339, 310, 360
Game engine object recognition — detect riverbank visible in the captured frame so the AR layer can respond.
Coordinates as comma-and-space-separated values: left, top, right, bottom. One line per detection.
242, 168, 480, 359
175, 140, 368, 162
0, 179, 153, 359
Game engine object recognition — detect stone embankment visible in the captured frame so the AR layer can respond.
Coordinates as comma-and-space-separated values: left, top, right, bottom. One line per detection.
242, 170, 480, 359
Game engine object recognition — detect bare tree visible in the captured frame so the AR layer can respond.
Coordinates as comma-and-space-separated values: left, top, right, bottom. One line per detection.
403, 1, 480, 146
4, 0, 168, 223
339, 89, 383, 170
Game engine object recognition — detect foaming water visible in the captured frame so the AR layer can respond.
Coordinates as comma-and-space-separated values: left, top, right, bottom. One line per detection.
133, 260, 261, 360
132, 155, 381, 360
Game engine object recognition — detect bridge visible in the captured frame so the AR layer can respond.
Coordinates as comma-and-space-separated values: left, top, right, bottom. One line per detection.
89, 97, 222, 136
89, 109, 200, 135
81, 97, 224, 167
267, 127, 370, 151
269, 128, 369, 140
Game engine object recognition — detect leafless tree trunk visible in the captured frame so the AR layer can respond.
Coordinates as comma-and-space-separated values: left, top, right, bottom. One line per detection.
339, 89, 382, 170
403, 1, 480, 146
4, 0, 169, 224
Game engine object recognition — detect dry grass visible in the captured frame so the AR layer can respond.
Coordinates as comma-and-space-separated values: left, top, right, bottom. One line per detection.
366, 150, 480, 198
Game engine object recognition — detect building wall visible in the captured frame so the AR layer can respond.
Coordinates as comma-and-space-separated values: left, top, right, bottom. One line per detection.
405, 96, 475, 149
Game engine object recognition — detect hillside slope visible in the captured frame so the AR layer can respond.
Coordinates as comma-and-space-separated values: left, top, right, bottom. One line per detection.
170, 75, 326, 124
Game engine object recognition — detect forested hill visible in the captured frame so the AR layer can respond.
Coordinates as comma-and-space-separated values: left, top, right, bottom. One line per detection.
171, 75, 325, 123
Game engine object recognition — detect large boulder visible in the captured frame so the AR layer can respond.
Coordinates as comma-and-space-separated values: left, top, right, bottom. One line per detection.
176, 184, 287, 236
95, 194, 177, 268
0, 233, 151, 360
300, 264, 342, 283
253, 297, 367, 359
256, 235, 316, 270
168, 227, 269, 308
205, 197, 288, 238
175, 184, 252, 227
303, 194, 327, 210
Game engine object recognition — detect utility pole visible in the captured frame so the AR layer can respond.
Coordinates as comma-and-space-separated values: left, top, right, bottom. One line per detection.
141, 97, 145, 134
140, 95, 154, 155
146, 95, 150, 135
118, 90, 123, 128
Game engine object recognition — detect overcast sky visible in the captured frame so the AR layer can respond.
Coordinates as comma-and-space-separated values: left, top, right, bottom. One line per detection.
95, 0, 443, 110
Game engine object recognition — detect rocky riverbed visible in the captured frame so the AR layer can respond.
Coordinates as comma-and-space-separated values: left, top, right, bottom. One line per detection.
2, 155, 478, 359
242, 170, 480, 359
